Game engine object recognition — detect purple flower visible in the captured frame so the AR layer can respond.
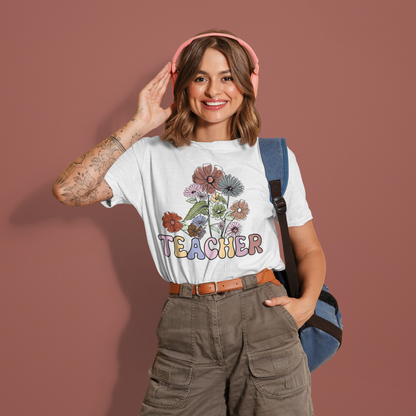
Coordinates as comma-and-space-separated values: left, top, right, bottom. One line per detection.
197, 228, 206, 239
192, 215, 207, 227
184, 183, 202, 198
218, 220, 225, 231
197, 191, 207, 200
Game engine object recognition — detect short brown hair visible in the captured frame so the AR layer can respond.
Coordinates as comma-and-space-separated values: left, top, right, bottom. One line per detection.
161, 30, 261, 147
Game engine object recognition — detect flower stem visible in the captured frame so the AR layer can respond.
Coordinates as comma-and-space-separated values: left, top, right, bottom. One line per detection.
180, 229, 190, 237
221, 217, 229, 238
207, 211, 212, 237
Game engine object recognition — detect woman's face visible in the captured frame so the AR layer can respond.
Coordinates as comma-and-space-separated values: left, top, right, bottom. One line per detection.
187, 48, 244, 129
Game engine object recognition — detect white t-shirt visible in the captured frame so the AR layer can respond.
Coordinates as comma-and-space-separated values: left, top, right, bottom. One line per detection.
101, 136, 312, 284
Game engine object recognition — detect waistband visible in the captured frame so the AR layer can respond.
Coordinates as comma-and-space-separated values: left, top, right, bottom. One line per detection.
169, 268, 280, 297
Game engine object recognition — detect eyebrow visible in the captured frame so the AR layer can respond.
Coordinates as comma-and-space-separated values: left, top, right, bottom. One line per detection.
197, 70, 232, 75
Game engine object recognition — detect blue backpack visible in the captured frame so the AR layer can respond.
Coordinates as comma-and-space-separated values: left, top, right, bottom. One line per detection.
258, 138, 343, 373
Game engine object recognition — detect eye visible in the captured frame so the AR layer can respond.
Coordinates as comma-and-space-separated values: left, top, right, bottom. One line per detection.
222, 76, 234, 82
194, 77, 206, 82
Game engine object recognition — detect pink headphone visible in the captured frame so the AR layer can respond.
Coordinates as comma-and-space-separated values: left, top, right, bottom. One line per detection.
171, 33, 260, 97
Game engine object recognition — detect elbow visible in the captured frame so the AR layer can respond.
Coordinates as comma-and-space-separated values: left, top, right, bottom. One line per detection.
51, 183, 63, 203
52, 182, 70, 206
296, 246, 326, 268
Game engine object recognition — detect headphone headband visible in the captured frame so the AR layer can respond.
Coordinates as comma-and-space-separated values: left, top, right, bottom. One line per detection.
171, 33, 259, 97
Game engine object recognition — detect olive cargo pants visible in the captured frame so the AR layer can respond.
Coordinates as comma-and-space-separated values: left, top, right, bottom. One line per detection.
140, 274, 313, 415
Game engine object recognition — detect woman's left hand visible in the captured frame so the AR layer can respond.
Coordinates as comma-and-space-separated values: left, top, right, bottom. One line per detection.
265, 296, 315, 329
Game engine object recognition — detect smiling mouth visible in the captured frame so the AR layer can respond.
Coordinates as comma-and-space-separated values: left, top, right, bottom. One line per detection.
202, 101, 228, 106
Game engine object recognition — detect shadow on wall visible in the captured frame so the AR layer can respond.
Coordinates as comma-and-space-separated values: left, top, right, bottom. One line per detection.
10, 184, 164, 415
9, 88, 170, 415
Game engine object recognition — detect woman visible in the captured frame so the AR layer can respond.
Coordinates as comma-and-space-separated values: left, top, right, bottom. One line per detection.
52, 30, 324, 416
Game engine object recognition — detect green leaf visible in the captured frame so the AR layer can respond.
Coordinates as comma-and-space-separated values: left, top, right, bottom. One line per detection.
225, 212, 234, 221
211, 226, 219, 233
219, 195, 227, 204
181, 225, 188, 232
184, 201, 209, 221
186, 197, 197, 204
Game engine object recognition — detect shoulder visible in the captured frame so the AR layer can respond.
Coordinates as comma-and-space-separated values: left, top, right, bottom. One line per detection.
131, 135, 161, 149
286, 146, 307, 188
287, 146, 297, 163
131, 135, 177, 153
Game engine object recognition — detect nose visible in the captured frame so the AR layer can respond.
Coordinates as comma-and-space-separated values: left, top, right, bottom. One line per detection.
205, 78, 221, 98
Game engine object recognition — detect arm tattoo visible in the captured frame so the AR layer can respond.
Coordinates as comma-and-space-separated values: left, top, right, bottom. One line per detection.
60, 169, 99, 206
109, 135, 126, 153
55, 134, 126, 206
53, 153, 88, 188
130, 132, 141, 146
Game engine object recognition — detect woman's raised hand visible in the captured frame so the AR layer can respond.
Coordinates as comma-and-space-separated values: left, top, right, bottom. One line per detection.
134, 62, 176, 130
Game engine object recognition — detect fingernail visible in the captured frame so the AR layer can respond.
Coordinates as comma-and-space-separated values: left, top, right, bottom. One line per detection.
265, 300, 272, 304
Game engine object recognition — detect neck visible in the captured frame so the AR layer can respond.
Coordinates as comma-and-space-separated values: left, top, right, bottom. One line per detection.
193, 119, 233, 142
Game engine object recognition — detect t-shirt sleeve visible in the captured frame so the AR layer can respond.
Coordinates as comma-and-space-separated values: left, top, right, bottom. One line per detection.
100, 139, 145, 214
283, 148, 313, 227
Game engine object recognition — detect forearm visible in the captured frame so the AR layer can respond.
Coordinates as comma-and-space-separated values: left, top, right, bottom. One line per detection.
52, 116, 150, 206
267, 221, 325, 326
297, 247, 326, 305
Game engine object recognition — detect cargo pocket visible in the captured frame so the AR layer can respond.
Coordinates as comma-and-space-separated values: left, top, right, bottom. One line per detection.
143, 353, 194, 409
266, 284, 299, 334
156, 296, 176, 334
248, 340, 309, 399
278, 305, 300, 332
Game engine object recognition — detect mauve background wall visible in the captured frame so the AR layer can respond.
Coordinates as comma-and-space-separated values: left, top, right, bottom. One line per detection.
1, 0, 415, 414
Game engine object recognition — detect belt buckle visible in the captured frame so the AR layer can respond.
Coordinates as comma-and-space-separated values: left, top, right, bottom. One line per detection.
196, 281, 218, 296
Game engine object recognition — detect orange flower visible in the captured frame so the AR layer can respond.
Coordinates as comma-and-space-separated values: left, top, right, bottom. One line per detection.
230, 200, 250, 220
162, 212, 183, 233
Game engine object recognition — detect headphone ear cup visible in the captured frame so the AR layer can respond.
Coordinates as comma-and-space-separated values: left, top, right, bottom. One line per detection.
171, 71, 178, 97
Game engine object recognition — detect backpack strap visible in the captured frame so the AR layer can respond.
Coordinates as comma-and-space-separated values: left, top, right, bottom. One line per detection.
258, 138, 299, 298
258, 138, 289, 201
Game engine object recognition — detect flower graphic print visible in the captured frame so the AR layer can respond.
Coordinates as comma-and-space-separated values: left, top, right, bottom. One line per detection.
226, 221, 242, 237
192, 164, 224, 194
230, 200, 250, 220
158, 163, 263, 260
218, 174, 244, 197
162, 212, 183, 233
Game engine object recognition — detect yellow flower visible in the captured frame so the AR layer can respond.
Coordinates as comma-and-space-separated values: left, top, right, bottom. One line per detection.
211, 193, 220, 203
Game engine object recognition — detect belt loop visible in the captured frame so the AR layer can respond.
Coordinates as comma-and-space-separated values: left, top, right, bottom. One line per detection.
241, 274, 258, 291
179, 283, 193, 298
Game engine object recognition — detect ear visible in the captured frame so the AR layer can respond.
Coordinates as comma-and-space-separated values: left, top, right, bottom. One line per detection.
251, 66, 259, 97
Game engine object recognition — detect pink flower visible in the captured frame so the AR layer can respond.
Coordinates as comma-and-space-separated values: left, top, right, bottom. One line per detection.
184, 183, 202, 197
226, 221, 242, 237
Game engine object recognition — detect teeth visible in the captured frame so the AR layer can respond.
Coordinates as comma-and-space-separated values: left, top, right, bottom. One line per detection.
204, 101, 227, 106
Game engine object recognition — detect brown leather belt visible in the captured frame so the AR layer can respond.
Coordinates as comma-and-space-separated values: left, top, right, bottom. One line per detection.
168, 268, 280, 296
